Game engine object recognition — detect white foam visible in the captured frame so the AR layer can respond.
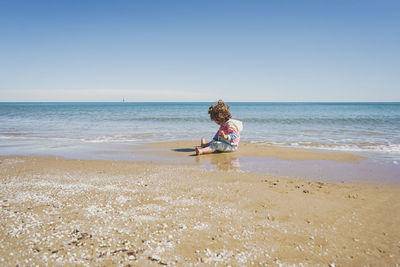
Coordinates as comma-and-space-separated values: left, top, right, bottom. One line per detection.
302, 143, 400, 154
254, 140, 400, 155
0, 134, 138, 143
80, 136, 138, 143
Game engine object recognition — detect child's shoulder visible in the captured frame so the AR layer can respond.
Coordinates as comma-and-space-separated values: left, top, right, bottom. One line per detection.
227, 119, 243, 132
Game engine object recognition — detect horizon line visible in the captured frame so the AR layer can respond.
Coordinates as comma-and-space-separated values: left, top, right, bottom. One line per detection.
1, 101, 400, 104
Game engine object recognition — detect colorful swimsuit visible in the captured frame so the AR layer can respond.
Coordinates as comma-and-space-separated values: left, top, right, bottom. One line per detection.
209, 119, 243, 152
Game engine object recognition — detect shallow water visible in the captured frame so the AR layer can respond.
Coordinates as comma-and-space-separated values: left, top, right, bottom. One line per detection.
1, 102, 400, 164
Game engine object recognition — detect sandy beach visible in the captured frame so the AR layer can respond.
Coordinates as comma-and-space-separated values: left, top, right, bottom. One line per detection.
2, 0, 400, 264
1, 142, 399, 266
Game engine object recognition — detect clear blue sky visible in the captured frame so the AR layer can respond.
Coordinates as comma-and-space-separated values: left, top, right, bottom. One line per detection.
0, 0, 399, 102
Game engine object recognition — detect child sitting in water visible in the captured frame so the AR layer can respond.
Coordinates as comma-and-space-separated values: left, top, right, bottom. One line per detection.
196, 100, 243, 155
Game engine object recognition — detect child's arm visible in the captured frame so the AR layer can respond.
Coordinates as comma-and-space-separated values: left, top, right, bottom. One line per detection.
219, 127, 238, 143
218, 130, 230, 141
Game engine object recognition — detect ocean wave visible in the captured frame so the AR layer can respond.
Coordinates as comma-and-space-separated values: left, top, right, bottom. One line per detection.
83, 117, 400, 124
2, 132, 400, 156
80, 136, 141, 143
107, 117, 209, 122
0, 134, 141, 143
239, 117, 400, 124
250, 140, 400, 154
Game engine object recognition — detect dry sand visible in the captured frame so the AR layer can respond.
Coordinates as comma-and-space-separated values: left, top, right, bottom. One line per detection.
0, 143, 399, 266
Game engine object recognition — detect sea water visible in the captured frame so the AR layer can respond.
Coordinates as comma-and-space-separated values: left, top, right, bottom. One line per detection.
0, 102, 399, 162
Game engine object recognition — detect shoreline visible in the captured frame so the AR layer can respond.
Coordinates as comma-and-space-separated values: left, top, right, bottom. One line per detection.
1, 140, 399, 184
145, 140, 367, 162
141, 141, 399, 184
1, 155, 399, 265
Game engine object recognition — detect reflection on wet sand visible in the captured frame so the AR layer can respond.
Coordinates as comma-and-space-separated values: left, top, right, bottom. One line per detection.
195, 152, 240, 171
170, 145, 241, 170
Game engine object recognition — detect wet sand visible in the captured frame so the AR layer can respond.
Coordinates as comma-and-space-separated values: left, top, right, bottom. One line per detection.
1, 151, 400, 265
145, 140, 366, 163
142, 141, 400, 184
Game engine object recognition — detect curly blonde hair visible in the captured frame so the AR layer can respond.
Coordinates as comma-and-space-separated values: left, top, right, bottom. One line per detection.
208, 100, 232, 125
